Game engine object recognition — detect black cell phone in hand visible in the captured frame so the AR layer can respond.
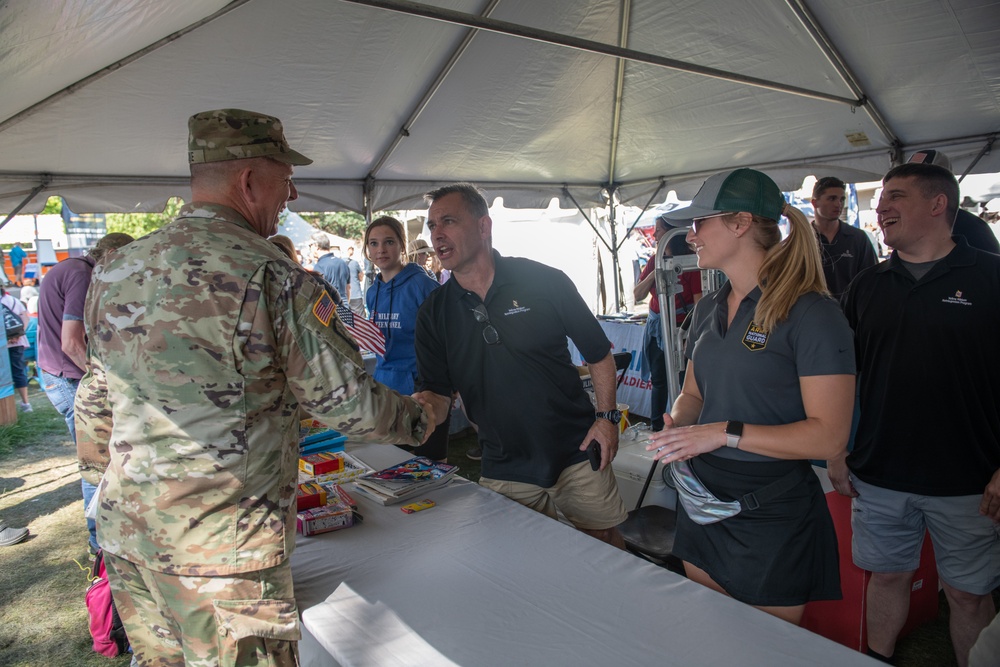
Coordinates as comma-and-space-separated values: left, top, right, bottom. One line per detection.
587, 439, 601, 471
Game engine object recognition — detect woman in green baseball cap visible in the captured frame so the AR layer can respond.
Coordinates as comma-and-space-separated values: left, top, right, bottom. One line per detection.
647, 168, 856, 625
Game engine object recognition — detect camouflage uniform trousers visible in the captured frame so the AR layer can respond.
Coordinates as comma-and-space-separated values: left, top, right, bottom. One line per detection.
104, 553, 300, 667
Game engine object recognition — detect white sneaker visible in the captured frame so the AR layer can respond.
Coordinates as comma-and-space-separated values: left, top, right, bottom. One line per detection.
18, 402, 32, 413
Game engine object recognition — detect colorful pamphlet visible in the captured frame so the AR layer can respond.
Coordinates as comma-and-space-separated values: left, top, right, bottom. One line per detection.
352, 456, 458, 506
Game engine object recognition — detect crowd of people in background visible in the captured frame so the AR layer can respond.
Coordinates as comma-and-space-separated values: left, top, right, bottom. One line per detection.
0, 107, 997, 667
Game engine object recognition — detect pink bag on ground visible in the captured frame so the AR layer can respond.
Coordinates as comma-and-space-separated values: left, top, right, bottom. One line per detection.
85, 550, 130, 657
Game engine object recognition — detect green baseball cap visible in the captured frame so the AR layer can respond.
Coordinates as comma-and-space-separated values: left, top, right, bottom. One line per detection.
187, 108, 312, 165
663, 168, 784, 224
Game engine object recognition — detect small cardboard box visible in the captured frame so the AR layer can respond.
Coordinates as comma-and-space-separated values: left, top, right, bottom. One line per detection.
296, 484, 357, 536
318, 482, 358, 509
300, 429, 348, 455
296, 482, 327, 511
298, 452, 373, 486
299, 451, 345, 477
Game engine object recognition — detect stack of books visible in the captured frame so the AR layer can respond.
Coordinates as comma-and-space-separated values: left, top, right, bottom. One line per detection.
352, 456, 458, 506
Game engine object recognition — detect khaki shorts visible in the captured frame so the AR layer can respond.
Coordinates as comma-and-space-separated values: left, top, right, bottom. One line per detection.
479, 460, 628, 531
105, 553, 300, 667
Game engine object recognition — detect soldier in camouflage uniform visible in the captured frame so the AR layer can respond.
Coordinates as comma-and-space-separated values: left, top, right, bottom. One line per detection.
75, 109, 437, 667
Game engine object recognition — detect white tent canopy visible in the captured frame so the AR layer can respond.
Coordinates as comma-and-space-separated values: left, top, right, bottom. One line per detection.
1, 0, 998, 216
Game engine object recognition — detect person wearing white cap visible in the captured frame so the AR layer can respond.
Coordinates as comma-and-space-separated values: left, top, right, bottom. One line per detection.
908, 149, 1000, 255
646, 168, 855, 625
407, 238, 438, 281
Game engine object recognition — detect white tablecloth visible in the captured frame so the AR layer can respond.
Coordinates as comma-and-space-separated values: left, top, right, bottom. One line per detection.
292, 445, 876, 667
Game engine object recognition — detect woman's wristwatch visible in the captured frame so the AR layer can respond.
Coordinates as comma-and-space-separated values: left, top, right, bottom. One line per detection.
725, 420, 743, 448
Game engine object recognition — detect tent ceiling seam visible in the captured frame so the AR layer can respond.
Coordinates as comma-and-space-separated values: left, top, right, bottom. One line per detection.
367, 0, 503, 179
338, 0, 863, 106
784, 0, 898, 146
0, 0, 253, 135
606, 0, 632, 185
2, 132, 994, 213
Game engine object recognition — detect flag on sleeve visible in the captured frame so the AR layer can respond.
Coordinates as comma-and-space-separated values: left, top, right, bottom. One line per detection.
336, 304, 386, 356
312, 291, 336, 326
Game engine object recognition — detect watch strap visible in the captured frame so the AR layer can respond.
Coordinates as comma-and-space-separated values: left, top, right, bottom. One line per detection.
725, 420, 744, 449
595, 410, 622, 425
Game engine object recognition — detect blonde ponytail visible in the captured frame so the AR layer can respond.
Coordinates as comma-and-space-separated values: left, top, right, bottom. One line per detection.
753, 203, 828, 332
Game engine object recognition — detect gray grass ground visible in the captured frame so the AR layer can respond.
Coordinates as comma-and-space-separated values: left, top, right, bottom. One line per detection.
0, 389, 961, 666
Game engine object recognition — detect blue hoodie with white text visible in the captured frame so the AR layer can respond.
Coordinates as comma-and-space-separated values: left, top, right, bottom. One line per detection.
365, 262, 440, 394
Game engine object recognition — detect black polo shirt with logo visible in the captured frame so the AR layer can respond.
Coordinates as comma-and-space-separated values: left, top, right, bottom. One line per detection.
815, 221, 878, 300
844, 239, 1000, 496
684, 283, 855, 463
415, 251, 611, 486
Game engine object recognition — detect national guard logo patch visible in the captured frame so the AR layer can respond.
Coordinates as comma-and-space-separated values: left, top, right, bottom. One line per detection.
742, 321, 768, 351
312, 291, 336, 326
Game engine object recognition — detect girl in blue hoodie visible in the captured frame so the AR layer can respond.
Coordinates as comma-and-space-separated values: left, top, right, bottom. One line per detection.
364, 216, 450, 458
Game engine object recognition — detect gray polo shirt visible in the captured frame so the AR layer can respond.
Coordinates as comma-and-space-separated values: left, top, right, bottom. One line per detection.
685, 284, 855, 462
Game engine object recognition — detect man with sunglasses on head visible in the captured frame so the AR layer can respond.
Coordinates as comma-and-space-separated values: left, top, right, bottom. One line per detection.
414, 183, 628, 548
810, 176, 878, 300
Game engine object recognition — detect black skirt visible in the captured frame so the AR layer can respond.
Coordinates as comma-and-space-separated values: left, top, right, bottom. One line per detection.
672, 454, 841, 606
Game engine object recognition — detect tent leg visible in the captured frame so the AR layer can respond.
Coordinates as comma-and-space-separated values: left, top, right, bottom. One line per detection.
606, 185, 622, 313
0, 176, 51, 232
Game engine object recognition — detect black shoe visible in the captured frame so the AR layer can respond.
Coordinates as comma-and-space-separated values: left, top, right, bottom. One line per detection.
466, 446, 482, 461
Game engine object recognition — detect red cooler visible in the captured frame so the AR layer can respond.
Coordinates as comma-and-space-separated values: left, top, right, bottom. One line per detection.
801, 490, 939, 651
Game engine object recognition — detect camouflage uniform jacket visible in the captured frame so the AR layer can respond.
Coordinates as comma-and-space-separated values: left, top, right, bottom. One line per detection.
76, 203, 428, 576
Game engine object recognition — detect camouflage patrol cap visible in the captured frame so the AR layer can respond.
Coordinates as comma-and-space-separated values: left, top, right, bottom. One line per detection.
188, 108, 312, 165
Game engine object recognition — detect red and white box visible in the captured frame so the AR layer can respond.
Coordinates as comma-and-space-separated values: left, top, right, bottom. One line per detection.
296, 484, 358, 536
299, 451, 345, 477
296, 482, 328, 511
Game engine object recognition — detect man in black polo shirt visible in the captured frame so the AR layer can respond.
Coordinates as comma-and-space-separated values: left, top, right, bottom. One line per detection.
832, 163, 1000, 666
414, 183, 628, 547
811, 176, 877, 299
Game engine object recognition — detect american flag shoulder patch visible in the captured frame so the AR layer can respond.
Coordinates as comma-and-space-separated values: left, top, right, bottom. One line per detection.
312, 291, 336, 326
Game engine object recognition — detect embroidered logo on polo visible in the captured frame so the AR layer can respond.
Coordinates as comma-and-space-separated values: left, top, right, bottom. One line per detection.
742, 322, 768, 351
503, 299, 531, 316
941, 290, 971, 307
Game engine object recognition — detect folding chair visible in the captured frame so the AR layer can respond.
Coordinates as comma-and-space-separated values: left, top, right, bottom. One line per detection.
617, 457, 683, 574
617, 229, 705, 574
